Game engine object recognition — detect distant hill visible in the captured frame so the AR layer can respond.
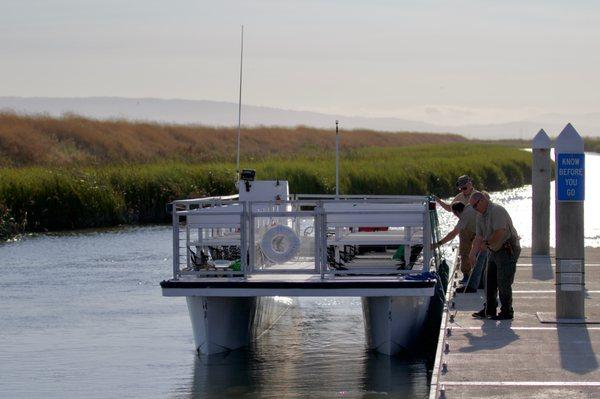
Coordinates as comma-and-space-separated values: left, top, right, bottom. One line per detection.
0, 96, 442, 133
1, 96, 598, 139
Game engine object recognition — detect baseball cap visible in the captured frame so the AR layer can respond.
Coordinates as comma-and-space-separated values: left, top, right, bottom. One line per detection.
456, 175, 472, 188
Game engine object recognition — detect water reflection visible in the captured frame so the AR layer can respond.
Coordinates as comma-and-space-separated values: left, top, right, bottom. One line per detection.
188, 349, 430, 399
190, 350, 261, 399
362, 352, 429, 398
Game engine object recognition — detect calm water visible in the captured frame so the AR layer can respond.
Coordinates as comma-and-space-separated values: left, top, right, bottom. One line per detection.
0, 226, 429, 398
1, 153, 598, 398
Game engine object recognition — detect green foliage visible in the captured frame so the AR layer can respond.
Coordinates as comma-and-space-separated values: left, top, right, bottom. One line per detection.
0, 143, 531, 237
0, 169, 125, 232
585, 138, 600, 153
0, 203, 22, 240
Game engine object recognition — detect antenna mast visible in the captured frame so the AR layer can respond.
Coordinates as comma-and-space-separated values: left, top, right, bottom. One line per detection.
335, 120, 340, 198
236, 25, 244, 181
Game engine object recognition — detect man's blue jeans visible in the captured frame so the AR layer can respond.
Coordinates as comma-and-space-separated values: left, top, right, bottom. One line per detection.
467, 250, 489, 290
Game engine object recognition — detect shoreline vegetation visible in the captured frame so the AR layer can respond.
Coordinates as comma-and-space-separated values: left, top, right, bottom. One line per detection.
482, 138, 600, 152
1, 113, 532, 240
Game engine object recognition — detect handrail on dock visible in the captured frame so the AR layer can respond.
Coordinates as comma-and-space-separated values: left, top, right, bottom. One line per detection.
428, 250, 458, 399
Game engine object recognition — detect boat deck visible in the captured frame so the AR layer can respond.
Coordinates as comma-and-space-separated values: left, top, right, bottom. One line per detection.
162, 251, 436, 297
430, 247, 600, 399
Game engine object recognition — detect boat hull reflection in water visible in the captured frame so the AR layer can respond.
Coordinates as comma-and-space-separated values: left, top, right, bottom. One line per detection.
191, 352, 430, 399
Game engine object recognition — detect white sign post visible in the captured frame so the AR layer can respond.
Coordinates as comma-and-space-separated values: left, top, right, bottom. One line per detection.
532, 129, 551, 256
555, 123, 585, 320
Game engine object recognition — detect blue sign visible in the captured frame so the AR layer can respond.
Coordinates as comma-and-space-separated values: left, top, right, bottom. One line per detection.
557, 153, 585, 201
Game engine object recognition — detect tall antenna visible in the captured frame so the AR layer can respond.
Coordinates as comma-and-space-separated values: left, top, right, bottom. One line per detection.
335, 120, 340, 198
236, 25, 244, 181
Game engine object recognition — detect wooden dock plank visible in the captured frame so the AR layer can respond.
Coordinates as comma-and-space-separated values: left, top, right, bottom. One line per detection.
431, 248, 600, 399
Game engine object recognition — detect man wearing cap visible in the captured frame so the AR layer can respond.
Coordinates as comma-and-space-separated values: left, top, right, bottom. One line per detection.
468, 191, 521, 320
436, 175, 474, 211
431, 201, 478, 293
435, 175, 476, 284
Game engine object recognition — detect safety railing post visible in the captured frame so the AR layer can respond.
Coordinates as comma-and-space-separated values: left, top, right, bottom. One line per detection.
185, 215, 191, 271
172, 203, 180, 279
315, 204, 323, 278
321, 203, 328, 278
241, 201, 248, 278
248, 202, 255, 273
422, 204, 431, 272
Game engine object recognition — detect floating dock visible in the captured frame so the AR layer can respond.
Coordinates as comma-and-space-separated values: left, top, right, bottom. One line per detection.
430, 247, 600, 399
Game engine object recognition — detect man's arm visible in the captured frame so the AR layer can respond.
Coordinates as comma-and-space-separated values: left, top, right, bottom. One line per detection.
469, 235, 484, 266
431, 227, 460, 250
435, 196, 452, 212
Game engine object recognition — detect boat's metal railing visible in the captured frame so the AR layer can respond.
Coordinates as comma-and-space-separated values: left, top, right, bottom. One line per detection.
171, 195, 240, 279
169, 195, 438, 280
317, 197, 433, 278
294, 194, 431, 203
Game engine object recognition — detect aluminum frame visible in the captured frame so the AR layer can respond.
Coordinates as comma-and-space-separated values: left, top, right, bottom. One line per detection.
170, 195, 438, 280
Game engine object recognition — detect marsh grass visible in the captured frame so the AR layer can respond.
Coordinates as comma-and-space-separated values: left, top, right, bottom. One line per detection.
0, 112, 465, 167
0, 143, 531, 239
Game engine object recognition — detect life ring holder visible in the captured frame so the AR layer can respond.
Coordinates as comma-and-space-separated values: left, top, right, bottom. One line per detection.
260, 225, 301, 264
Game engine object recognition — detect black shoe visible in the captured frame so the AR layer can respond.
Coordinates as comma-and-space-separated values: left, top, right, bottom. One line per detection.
457, 286, 477, 293
490, 312, 514, 320
472, 308, 496, 319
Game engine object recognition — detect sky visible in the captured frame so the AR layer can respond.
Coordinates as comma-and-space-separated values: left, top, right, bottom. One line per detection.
1, 0, 599, 126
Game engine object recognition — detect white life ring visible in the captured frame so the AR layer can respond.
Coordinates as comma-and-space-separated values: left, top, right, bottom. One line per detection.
260, 225, 301, 264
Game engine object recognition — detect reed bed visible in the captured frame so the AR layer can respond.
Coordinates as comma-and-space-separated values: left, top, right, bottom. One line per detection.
0, 143, 531, 239
0, 112, 465, 167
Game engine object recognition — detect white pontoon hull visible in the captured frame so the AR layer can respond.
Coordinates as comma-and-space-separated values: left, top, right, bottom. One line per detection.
362, 296, 431, 355
186, 296, 293, 355
184, 291, 432, 356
